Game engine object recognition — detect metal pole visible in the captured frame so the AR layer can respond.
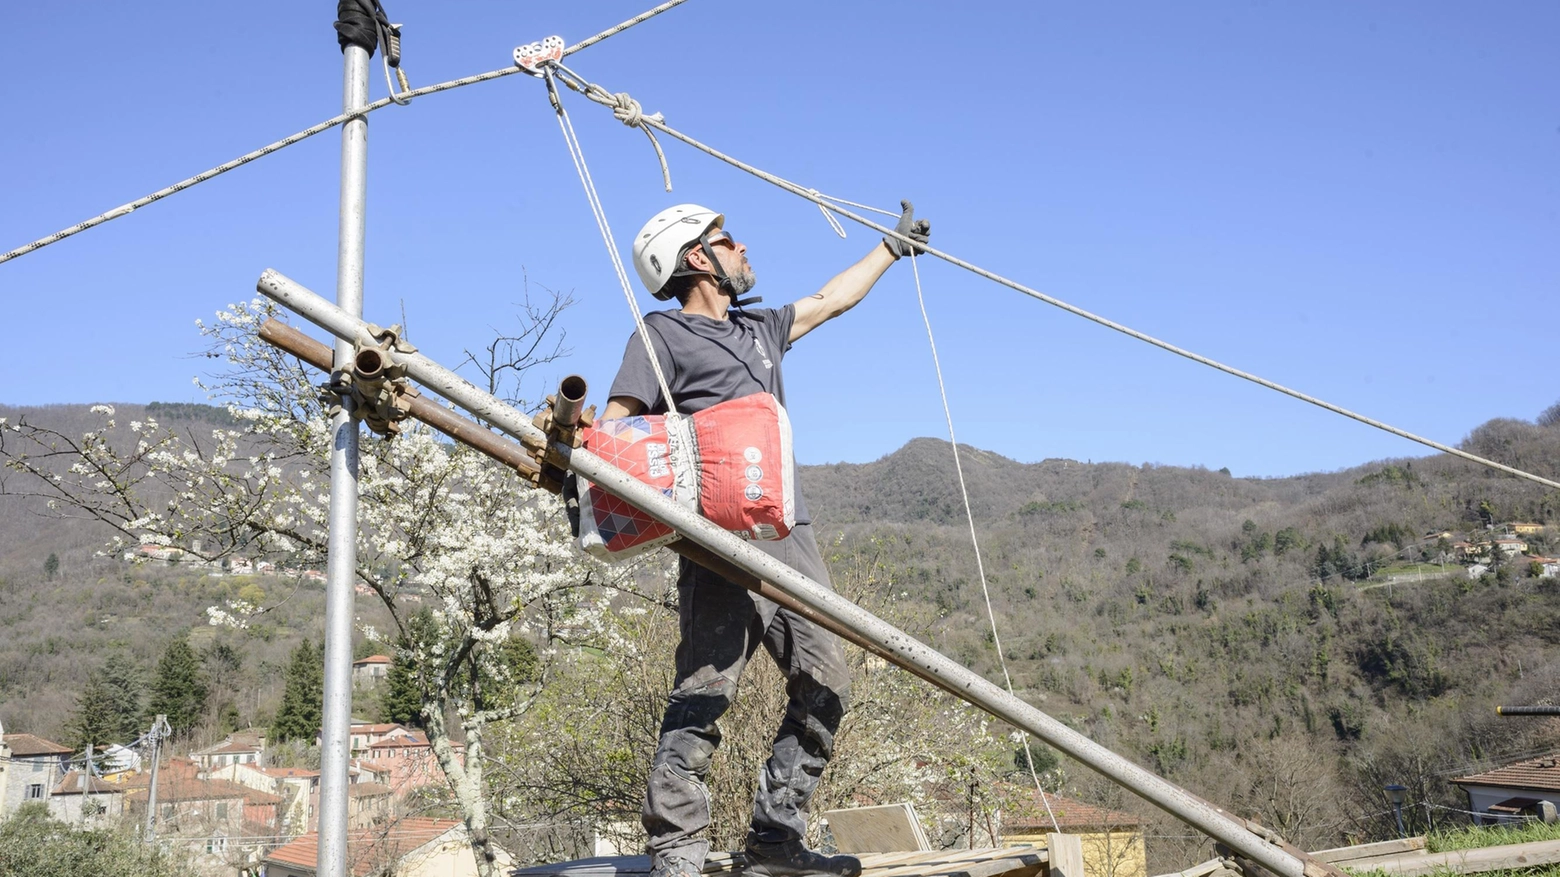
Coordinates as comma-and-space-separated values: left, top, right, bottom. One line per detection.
255, 270, 1320, 877
318, 43, 370, 877
144, 715, 167, 841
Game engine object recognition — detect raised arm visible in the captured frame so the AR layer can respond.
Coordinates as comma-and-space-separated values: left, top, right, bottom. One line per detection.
788, 200, 930, 344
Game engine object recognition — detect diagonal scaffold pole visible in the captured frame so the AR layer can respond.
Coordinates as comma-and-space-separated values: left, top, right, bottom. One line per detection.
256, 269, 1340, 877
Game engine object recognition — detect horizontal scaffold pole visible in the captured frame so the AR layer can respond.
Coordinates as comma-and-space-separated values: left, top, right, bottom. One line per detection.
255, 268, 1334, 877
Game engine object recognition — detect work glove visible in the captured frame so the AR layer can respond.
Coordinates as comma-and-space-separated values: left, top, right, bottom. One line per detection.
883, 199, 931, 260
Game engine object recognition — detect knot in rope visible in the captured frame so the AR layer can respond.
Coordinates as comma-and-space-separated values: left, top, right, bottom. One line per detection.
547, 63, 671, 191
609, 92, 662, 129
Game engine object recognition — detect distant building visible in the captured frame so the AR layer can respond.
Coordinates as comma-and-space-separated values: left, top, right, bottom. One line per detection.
1510, 523, 1545, 536
47, 771, 125, 825
1526, 556, 1560, 578
1002, 791, 1145, 877
352, 655, 393, 684
1453, 752, 1560, 824
1494, 538, 1529, 556
264, 817, 508, 877
0, 731, 72, 815
192, 728, 266, 771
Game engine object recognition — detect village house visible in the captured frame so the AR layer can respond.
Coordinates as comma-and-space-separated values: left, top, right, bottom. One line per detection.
47, 770, 126, 826
1526, 556, 1560, 578
205, 761, 321, 835
264, 817, 508, 877
1510, 522, 1546, 536
124, 768, 281, 874
1002, 791, 1146, 877
358, 729, 458, 808
192, 728, 267, 770
0, 729, 72, 815
352, 654, 393, 684
1452, 751, 1560, 824
1494, 537, 1529, 557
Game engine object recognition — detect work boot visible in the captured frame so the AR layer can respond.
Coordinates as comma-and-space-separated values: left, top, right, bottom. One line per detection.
743, 838, 862, 877
650, 854, 703, 877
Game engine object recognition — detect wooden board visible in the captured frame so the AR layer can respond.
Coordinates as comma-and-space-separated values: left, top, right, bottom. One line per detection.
824, 803, 932, 854
1347, 838, 1560, 877
1310, 837, 1426, 865
1045, 835, 1083, 877
515, 846, 1046, 877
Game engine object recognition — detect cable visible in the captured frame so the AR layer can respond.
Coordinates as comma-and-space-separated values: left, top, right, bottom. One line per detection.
539, 70, 677, 414
0, 0, 691, 267
559, 109, 1560, 492
904, 250, 1058, 834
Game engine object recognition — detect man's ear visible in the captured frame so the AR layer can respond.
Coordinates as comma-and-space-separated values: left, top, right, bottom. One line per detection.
683, 245, 714, 274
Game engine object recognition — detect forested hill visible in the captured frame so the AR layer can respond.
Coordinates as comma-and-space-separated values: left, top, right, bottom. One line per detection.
798, 414, 1560, 851
3, 402, 1560, 856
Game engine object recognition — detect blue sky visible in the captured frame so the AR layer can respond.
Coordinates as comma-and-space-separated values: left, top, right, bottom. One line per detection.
2, 1, 1555, 478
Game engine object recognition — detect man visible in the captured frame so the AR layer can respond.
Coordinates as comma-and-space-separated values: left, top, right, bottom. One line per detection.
603, 201, 930, 877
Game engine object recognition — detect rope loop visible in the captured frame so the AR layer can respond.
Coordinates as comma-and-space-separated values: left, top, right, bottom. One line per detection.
546, 62, 673, 192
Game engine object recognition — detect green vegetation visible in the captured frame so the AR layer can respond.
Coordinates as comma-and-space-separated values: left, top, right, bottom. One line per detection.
0, 804, 198, 877
144, 400, 237, 425
272, 638, 324, 742
1427, 819, 1560, 852
145, 635, 207, 731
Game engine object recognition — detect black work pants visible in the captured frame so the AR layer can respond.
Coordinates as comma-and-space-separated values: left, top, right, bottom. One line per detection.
642, 523, 852, 865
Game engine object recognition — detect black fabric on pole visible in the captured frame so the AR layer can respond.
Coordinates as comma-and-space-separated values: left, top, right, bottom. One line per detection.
334, 0, 379, 55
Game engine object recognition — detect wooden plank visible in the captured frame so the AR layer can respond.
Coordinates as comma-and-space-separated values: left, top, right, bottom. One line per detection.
1150, 857, 1225, 877
1045, 834, 1084, 877
863, 848, 1032, 877
825, 803, 933, 854
1310, 837, 1426, 864
515, 856, 651, 877
945, 853, 1046, 877
1364, 838, 1560, 876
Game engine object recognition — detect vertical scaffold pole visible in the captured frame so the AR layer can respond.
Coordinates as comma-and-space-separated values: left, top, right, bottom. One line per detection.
318, 39, 370, 877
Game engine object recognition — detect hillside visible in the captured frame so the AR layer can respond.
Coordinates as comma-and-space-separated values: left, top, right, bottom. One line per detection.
3, 402, 1560, 863
797, 418, 1560, 856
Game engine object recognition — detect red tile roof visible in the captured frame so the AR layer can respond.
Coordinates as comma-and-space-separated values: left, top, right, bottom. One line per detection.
123, 776, 280, 805
264, 817, 464, 876
353, 655, 393, 666
1003, 791, 1142, 831
1454, 752, 1560, 793
52, 771, 123, 795
3, 733, 71, 757
367, 731, 429, 750
261, 767, 320, 779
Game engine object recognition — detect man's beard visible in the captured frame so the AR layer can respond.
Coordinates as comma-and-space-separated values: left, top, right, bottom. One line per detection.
723, 266, 756, 297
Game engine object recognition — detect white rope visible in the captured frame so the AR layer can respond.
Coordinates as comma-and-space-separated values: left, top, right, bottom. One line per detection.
807, 190, 899, 238
907, 252, 1059, 834
0, 0, 692, 266
542, 71, 677, 414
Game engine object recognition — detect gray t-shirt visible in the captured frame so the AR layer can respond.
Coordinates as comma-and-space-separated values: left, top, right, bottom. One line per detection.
608, 305, 811, 524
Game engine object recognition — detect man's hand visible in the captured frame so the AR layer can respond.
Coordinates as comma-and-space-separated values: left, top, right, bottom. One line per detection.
882, 199, 931, 260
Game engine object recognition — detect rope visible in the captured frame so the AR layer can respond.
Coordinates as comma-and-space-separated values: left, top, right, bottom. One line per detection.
587, 113, 1560, 492
540, 70, 677, 414
550, 62, 672, 191
0, 0, 691, 267
906, 252, 1058, 834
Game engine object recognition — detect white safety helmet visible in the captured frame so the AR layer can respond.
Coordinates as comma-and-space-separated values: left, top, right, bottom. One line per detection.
632, 203, 725, 300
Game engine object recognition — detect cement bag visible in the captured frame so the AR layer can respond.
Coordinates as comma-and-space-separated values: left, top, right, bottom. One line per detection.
576, 413, 698, 561
691, 393, 795, 541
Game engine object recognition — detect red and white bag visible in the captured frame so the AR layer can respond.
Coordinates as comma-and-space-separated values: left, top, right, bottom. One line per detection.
691, 393, 795, 541
575, 393, 794, 560
575, 413, 698, 561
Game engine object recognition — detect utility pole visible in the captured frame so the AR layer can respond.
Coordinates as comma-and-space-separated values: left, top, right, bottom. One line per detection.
143, 715, 170, 842
319, 12, 372, 877
78, 742, 92, 824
